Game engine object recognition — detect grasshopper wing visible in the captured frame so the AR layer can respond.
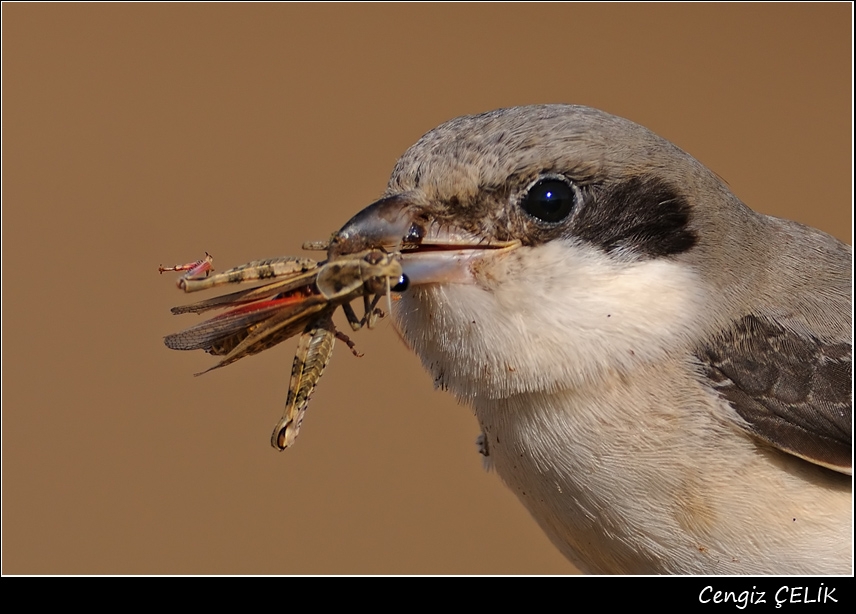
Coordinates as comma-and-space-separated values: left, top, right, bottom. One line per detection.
171, 271, 320, 315
164, 294, 321, 352
194, 299, 331, 374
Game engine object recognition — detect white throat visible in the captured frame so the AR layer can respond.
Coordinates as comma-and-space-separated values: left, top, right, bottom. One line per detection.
392, 240, 710, 400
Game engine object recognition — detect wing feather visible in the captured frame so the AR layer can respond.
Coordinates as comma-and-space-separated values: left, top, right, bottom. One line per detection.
698, 314, 852, 474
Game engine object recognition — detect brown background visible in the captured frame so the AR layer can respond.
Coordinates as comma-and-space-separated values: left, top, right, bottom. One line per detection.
3, 4, 851, 575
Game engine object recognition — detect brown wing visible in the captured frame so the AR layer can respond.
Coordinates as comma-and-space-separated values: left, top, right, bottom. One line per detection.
164, 296, 324, 356
171, 272, 320, 315
697, 314, 852, 474
194, 300, 329, 374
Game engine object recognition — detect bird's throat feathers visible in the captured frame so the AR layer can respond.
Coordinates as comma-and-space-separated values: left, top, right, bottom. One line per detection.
393, 240, 710, 400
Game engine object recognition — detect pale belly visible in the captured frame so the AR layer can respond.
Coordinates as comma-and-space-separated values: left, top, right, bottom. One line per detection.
473, 385, 852, 574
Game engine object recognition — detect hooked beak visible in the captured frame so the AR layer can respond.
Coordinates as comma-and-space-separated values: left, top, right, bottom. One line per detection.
328, 194, 519, 286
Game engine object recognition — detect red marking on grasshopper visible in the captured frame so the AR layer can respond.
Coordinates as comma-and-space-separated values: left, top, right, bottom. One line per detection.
159, 252, 214, 278
212, 289, 315, 320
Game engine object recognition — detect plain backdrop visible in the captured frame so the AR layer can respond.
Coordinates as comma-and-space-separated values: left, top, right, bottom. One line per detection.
2, 4, 851, 574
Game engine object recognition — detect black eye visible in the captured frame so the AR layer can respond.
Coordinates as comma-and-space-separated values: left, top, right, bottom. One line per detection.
521, 179, 575, 223
392, 275, 409, 292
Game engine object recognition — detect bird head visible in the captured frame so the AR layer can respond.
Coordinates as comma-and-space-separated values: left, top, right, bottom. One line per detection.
325, 105, 810, 400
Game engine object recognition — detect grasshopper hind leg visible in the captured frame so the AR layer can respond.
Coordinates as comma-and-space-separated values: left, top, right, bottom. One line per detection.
271, 318, 337, 450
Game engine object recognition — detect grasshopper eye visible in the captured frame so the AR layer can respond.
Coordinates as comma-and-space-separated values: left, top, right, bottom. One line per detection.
392, 275, 409, 292
521, 178, 576, 223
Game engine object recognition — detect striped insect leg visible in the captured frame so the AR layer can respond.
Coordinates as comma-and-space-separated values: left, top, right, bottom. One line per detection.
179, 256, 318, 292
271, 317, 337, 450
159, 253, 214, 277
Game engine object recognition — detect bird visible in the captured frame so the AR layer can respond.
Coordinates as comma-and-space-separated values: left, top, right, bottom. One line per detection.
326, 105, 852, 574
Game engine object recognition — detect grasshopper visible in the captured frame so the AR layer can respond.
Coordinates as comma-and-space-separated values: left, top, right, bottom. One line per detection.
162, 249, 403, 450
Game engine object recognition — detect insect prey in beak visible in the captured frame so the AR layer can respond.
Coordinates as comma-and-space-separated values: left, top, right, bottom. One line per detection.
161, 249, 402, 449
